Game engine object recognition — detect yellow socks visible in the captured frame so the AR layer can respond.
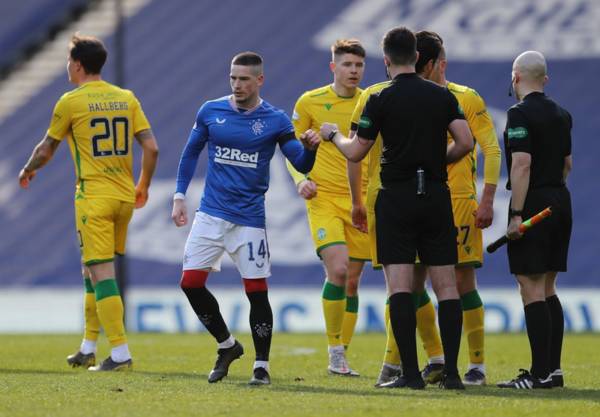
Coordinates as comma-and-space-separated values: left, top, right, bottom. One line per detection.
415, 291, 444, 360
322, 281, 346, 347
341, 295, 358, 348
83, 278, 100, 342
461, 290, 485, 367
95, 279, 127, 348
383, 301, 401, 366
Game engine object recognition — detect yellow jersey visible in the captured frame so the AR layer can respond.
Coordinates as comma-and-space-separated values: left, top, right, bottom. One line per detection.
350, 81, 391, 209
47, 80, 151, 203
287, 85, 368, 196
446, 81, 501, 199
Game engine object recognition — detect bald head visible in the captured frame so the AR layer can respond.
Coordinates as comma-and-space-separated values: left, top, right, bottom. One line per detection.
513, 51, 547, 82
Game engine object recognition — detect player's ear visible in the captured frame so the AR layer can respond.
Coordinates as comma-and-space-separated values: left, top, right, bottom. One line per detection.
439, 59, 447, 73
425, 59, 434, 76
256, 73, 264, 87
329, 61, 336, 74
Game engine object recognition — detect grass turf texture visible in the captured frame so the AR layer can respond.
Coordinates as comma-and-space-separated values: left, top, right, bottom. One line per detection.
0, 333, 599, 417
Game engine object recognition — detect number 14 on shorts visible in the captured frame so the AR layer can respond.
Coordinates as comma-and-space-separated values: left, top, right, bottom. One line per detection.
247, 239, 268, 262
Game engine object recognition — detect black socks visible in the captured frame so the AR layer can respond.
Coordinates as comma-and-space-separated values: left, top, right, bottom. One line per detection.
438, 299, 463, 376
524, 301, 551, 379
182, 287, 230, 342
389, 292, 419, 379
246, 291, 273, 361
546, 295, 564, 371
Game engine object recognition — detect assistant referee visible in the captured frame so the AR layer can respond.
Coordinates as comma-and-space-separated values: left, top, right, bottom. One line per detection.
497, 51, 572, 390
320, 26, 473, 389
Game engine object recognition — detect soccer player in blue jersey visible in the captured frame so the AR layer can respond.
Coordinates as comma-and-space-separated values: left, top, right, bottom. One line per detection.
171, 52, 320, 385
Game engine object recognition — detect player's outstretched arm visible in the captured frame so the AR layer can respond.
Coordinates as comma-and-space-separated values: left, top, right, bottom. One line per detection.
134, 129, 159, 209
281, 130, 319, 174
18, 135, 61, 189
320, 123, 372, 162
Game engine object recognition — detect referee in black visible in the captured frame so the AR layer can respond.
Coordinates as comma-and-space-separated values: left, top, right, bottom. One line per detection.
320, 27, 473, 389
497, 51, 572, 390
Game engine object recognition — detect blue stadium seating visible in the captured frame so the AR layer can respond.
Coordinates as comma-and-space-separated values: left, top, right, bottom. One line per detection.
0, 0, 88, 70
1, 0, 598, 287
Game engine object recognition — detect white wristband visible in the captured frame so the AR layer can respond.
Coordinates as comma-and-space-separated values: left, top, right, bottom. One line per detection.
173, 192, 185, 201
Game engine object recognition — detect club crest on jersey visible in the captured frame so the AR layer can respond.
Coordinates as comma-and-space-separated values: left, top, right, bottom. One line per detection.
250, 119, 265, 135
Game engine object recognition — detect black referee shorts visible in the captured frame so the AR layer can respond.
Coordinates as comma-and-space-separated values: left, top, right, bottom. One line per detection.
507, 186, 572, 275
375, 180, 458, 266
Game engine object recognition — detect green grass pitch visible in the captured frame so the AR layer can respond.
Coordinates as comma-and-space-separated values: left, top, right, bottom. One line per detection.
1, 333, 599, 417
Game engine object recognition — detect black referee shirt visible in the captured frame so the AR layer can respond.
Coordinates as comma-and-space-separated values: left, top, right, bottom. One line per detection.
504, 92, 572, 189
356, 73, 464, 185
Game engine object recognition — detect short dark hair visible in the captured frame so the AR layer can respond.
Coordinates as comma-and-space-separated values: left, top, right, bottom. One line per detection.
231, 51, 263, 67
382, 27, 417, 66
69, 34, 107, 74
415, 31, 444, 74
331, 39, 366, 60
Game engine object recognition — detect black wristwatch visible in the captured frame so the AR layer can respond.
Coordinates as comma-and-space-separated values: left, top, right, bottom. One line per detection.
509, 208, 523, 217
327, 129, 339, 141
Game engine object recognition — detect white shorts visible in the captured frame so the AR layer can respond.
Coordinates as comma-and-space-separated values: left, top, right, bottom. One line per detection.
183, 211, 271, 279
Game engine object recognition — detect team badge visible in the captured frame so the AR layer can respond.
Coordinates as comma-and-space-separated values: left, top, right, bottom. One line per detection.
317, 228, 326, 240
198, 313, 213, 326
254, 322, 272, 338
250, 119, 265, 135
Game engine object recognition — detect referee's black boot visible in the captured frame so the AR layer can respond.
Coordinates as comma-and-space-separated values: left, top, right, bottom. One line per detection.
379, 374, 425, 390
550, 369, 564, 387
497, 369, 553, 389
439, 372, 465, 390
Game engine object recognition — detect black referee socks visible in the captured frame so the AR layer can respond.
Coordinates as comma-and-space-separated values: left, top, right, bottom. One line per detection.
389, 292, 420, 379
524, 301, 551, 379
546, 295, 564, 372
438, 299, 463, 376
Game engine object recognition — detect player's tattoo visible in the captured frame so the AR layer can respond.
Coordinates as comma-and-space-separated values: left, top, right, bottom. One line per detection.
135, 128, 154, 143
24, 135, 61, 172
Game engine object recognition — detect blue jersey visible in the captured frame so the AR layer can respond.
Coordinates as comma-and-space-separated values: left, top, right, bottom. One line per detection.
176, 96, 316, 228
